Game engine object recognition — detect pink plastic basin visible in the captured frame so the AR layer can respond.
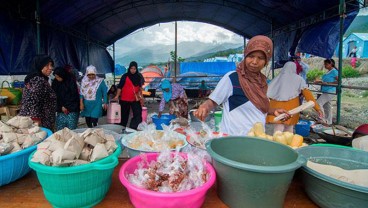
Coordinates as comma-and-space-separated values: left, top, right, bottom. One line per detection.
119, 153, 216, 208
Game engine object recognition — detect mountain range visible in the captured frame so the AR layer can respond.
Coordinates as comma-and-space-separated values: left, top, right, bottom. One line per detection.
115, 40, 243, 66
116, 14, 368, 67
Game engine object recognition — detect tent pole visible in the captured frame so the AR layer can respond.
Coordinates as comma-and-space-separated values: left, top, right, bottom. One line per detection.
113, 43, 116, 83
36, 0, 41, 54
174, 21, 177, 82
271, 19, 274, 79
336, 0, 345, 124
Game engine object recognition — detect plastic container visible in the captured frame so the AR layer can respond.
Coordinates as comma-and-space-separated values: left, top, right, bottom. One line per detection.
94, 124, 124, 135
297, 146, 368, 208
141, 107, 148, 122
214, 111, 222, 131
119, 152, 216, 208
311, 143, 352, 149
121, 131, 187, 157
28, 143, 122, 208
0, 127, 52, 186
206, 136, 305, 208
295, 120, 311, 137
151, 114, 176, 130
106, 101, 121, 124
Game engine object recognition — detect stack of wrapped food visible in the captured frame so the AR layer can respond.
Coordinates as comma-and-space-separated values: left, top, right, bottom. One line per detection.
0, 116, 47, 155
31, 128, 118, 166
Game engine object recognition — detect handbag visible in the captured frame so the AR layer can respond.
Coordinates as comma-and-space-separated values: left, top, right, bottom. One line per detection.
131, 83, 144, 105
0, 81, 23, 105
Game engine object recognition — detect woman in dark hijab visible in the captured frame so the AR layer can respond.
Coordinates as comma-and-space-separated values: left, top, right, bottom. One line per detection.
113, 61, 145, 130
52, 66, 80, 130
19, 54, 57, 130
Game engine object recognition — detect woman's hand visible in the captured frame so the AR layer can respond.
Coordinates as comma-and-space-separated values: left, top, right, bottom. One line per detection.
194, 104, 210, 121
103, 104, 107, 111
62, 106, 69, 115
112, 96, 119, 101
273, 108, 291, 121
317, 110, 324, 118
194, 99, 217, 121
80, 102, 84, 111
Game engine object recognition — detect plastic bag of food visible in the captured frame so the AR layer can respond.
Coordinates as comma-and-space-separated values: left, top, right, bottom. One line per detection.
90, 143, 109, 162
6, 116, 33, 129
10, 141, 22, 153
79, 145, 93, 161
2, 132, 27, 144
0, 121, 14, 132
31, 149, 52, 166
51, 148, 77, 166
82, 128, 106, 146
22, 134, 42, 149
0, 142, 13, 155
64, 134, 85, 158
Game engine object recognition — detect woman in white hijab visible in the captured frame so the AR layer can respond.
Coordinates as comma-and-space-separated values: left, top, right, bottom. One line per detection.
80, 65, 108, 127
266, 61, 323, 133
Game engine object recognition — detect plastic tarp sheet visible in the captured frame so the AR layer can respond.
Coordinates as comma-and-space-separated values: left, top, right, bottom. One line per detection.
0, 1, 361, 75
297, 10, 359, 58
115, 64, 126, 76
0, 13, 114, 75
0, 14, 37, 75
146, 72, 222, 90
180, 62, 236, 75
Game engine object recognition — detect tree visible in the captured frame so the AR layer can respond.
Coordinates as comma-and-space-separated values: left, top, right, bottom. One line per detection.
170, 51, 185, 62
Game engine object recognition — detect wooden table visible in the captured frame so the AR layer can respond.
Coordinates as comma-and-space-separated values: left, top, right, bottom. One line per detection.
0, 159, 318, 208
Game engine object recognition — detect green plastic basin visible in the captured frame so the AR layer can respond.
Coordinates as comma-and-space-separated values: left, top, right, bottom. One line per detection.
297, 146, 368, 208
28, 143, 122, 208
206, 136, 305, 208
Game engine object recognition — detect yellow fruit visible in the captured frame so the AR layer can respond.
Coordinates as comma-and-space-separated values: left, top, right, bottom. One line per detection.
290, 134, 304, 147
283, 132, 294, 145
247, 131, 255, 137
254, 122, 265, 136
266, 135, 274, 141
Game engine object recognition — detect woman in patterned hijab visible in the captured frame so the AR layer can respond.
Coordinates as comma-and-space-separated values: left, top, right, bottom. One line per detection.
80, 65, 108, 128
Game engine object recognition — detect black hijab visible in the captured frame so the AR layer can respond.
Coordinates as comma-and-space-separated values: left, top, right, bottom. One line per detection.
124, 61, 143, 86
51, 66, 80, 112
24, 55, 54, 84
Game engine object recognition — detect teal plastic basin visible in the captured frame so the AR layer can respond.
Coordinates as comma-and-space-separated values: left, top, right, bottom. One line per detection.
29, 143, 122, 208
0, 127, 52, 186
206, 136, 305, 208
297, 146, 368, 208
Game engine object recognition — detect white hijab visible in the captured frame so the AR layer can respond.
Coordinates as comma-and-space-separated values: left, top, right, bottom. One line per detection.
80, 65, 103, 101
267, 61, 307, 101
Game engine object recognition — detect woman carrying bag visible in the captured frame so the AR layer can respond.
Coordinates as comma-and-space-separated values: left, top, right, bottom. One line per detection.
113, 61, 145, 130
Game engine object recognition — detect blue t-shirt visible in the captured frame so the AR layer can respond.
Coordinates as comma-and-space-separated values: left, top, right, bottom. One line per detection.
321, 68, 338, 93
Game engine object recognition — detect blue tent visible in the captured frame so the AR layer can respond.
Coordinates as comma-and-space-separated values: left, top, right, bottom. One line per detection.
180, 62, 236, 75
114, 64, 126, 76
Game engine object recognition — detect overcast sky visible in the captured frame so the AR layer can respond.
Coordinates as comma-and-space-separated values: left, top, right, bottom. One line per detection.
113, 21, 244, 57
112, 7, 368, 57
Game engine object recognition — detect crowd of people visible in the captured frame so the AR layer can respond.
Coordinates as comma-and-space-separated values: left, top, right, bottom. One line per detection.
20, 35, 340, 134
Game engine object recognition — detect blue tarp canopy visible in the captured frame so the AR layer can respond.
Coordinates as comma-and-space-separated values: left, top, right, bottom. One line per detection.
0, 0, 363, 75
180, 62, 236, 75
146, 72, 221, 90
